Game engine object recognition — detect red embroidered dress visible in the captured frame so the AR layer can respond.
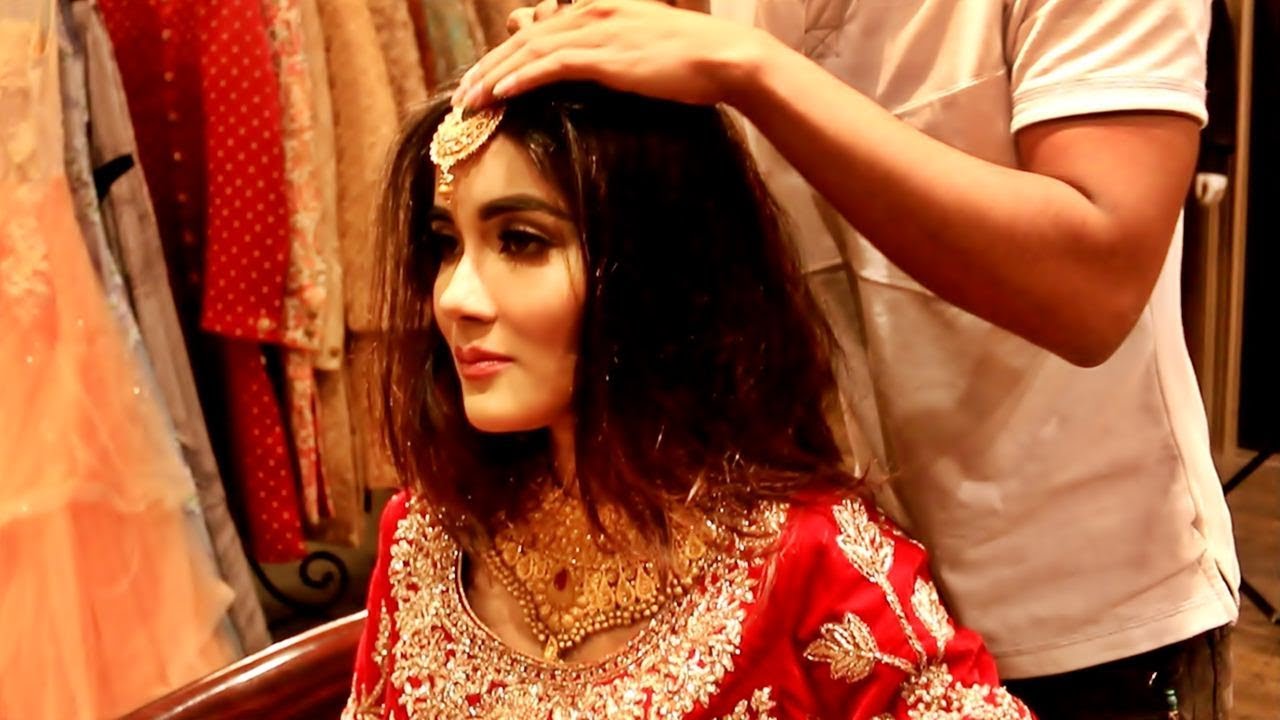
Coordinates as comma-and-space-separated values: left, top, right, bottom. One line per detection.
343, 492, 1035, 719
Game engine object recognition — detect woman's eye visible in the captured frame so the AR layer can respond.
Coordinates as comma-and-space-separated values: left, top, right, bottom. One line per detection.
499, 228, 552, 258
427, 229, 460, 261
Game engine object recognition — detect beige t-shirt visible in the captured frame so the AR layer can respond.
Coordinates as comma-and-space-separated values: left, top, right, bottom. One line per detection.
712, 0, 1239, 678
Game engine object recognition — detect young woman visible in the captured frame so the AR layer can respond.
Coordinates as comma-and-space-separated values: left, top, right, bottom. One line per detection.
342, 83, 1032, 719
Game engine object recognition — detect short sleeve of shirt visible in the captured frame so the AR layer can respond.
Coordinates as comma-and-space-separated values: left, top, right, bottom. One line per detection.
1005, 0, 1211, 132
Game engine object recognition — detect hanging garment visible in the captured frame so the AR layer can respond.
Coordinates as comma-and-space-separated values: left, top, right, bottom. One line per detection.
367, 0, 428, 118
299, 0, 362, 546
465, 0, 531, 50
98, 0, 308, 564
0, 1, 237, 716
408, 0, 483, 91
318, 0, 401, 490
262, 0, 328, 528
72, 0, 271, 652
300, 0, 344, 371
56, 0, 245, 658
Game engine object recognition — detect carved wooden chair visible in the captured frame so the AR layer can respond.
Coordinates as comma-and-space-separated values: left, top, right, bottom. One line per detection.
119, 611, 365, 720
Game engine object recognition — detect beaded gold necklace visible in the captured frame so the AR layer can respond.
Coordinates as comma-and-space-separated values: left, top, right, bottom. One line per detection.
482, 482, 714, 661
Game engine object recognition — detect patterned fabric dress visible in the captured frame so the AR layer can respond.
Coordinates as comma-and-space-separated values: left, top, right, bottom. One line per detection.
0, 1, 236, 716
343, 492, 1036, 719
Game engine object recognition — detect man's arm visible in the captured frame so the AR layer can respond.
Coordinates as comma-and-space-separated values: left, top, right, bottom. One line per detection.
736, 43, 1199, 367
461, 0, 1200, 367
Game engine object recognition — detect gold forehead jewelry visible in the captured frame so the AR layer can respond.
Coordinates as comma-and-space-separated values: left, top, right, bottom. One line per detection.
429, 104, 505, 199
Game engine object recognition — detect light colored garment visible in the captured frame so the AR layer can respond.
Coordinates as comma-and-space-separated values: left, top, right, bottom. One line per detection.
409, 0, 483, 91
316, 359, 363, 545
0, 3, 237, 716
59, 0, 246, 659
300, 0, 362, 544
318, 0, 396, 335
713, 0, 1239, 678
318, 0, 401, 489
367, 0, 428, 118
465, 0, 530, 50
302, 0, 344, 372
73, 0, 272, 653
263, 0, 327, 526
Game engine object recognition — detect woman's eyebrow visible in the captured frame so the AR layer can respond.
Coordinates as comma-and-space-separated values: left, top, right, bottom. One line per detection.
477, 194, 572, 221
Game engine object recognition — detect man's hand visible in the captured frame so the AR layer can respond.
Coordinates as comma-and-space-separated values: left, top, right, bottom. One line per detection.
506, 0, 563, 36
454, 0, 767, 110
506, 0, 699, 34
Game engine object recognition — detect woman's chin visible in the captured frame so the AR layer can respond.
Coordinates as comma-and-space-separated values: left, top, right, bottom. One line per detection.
464, 411, 545, 435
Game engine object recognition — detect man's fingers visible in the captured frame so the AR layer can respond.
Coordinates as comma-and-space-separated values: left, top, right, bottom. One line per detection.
533, 0, 563, 22
456, 6, 593, 106
508, 0, 561, 34
462, 22, 604, 108
507, 7, 536, 34
491, 47, 611, 100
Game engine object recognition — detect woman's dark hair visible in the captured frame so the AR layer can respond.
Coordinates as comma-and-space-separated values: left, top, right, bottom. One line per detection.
375, 82, 855, 548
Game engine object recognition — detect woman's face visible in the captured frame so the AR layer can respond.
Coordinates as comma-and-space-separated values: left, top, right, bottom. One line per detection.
429, 133, 585, 434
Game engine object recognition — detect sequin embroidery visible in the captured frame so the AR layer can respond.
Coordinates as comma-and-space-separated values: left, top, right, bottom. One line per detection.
717, 687, 777, 720
804, 612, 914, 683
911, 578, 954, 660
902, 665, 1027, 720
383, 497, 786, 719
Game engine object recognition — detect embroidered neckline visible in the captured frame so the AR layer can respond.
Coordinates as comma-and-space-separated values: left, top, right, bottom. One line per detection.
386, 495, 788, 718
450, 548, 684, 674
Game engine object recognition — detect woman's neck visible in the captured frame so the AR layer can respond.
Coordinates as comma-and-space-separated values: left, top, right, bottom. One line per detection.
549, 415, 576, 487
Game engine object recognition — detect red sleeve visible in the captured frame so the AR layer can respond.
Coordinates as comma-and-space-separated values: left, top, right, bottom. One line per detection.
341, 492, 409, 720
781, 496, 1035, 719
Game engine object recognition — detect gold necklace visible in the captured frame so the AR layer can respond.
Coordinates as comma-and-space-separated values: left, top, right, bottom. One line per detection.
482, 483, 713, 661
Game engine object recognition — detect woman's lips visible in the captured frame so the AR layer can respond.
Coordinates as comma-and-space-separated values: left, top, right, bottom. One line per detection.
455, 346, 513, 380
457, 358, 512, 380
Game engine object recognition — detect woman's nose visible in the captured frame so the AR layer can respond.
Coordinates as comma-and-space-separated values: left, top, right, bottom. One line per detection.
435, 252, 497, 325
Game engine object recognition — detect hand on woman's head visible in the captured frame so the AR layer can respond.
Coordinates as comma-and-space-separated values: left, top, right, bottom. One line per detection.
506, 0, 565, 35
458, 0, 763, 111
507, 0, 701, 34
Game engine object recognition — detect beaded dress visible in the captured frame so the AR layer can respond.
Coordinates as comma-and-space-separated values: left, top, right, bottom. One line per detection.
343, 491, 1035, 719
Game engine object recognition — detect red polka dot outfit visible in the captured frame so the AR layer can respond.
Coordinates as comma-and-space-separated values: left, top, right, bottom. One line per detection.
100, 0, 307, 564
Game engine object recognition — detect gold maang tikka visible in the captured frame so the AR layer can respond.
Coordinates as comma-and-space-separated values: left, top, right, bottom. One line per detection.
429, 104, 506, 199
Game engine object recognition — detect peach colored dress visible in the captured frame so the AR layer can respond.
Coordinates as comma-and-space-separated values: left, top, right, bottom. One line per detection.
0, 2, 236, 717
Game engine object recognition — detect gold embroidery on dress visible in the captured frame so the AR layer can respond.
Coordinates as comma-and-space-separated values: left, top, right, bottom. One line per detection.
814, 501, 1030, 718
832, 499, 926, 663
901, 664, 1027, 720
910, 578, 954, 660
804, 612, 914, 683
717, 687, 777, 720
342, 602, 393, 720
386, 496, 787, 719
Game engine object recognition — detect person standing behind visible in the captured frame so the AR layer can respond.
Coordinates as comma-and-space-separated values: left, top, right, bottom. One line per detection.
458, 1, 1241, 717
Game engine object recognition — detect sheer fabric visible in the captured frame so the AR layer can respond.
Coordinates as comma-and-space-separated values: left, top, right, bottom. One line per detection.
0, 1, 236, 716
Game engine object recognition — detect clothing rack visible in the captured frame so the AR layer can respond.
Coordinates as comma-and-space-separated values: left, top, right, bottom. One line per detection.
249, 549, 352, 630
221, 464, 355, 632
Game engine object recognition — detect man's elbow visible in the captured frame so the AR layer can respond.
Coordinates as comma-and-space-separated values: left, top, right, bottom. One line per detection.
1051, 297, 1147, 368
1057, 334, 1125, 369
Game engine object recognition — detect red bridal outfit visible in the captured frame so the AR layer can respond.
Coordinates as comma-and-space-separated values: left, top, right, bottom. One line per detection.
342, 492, 1035, 719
